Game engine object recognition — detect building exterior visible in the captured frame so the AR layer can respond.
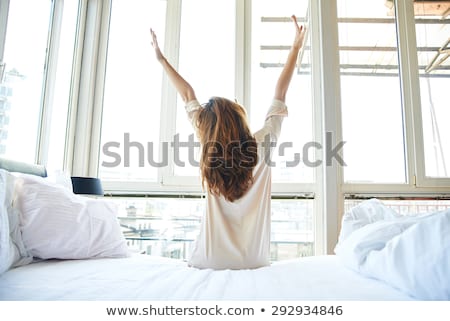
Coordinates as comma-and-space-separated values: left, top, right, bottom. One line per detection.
0, 69, 23, 156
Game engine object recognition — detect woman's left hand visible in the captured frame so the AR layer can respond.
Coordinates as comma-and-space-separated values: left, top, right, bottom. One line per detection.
291, 15, 306, 50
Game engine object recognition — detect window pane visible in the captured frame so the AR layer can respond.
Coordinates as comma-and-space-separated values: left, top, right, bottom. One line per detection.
250, 0, 314, 183
111, 197, 314, 260
338, 0, 406, 183
414, 4, 450, 178
271, 199, 314, 259
113, 197, 204, 259
174, 0, 236, 176
99, 0, 166, 181
0, 0, 52, 163
46, 1, 79, 173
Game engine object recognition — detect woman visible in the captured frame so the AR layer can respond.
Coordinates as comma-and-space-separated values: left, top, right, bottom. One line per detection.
150, 15, 306, 270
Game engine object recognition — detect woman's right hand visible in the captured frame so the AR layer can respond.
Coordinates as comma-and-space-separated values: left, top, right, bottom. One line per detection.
150, 28, 164, 62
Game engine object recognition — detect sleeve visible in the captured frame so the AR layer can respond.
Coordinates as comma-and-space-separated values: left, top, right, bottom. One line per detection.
185, 99, 202, 129
254, 99, 288, 143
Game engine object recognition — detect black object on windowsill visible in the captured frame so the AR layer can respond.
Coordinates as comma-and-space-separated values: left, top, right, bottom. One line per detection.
71, 177, 104, 196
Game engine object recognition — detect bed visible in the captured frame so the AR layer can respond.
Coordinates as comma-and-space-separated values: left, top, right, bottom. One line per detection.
0, 158, 448, 301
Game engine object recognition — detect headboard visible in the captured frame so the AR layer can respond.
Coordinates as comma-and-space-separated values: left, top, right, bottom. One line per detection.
0, 157, 47, 177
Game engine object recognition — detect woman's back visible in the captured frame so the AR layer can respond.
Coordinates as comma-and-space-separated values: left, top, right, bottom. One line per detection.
188, 99, 288, 270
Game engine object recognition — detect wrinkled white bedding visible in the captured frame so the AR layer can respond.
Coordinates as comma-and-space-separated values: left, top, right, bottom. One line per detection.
335, 199, 450, 300
1, 167, 442, 301
0, 254, 411, 300
0, 170, 32, 274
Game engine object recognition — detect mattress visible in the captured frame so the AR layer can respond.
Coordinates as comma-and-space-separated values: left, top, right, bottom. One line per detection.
0, 254, 412, 300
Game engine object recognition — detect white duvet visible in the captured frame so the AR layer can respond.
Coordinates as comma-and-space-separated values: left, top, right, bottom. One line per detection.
0, 254, 411, 300
334, 199, 450, 300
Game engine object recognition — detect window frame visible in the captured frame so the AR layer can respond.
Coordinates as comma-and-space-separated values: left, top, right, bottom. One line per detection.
339, 0, 450, 196
400, 0, 450, 188
0, 0, 8, 67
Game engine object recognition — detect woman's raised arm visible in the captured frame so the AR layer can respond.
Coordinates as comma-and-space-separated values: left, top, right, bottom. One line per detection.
150, 29, 197, 103
273, 15, 306, 103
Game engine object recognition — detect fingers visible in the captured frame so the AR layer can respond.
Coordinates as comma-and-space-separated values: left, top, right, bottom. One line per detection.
291, 15, 305, 34
150, 28, 158, 46
291, 15, 300, 29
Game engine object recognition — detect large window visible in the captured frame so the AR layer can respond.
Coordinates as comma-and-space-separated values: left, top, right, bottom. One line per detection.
0, 0, 78, 172
0, 0, 52, 163
5, 0, 449, 259
338, 0, 406, 184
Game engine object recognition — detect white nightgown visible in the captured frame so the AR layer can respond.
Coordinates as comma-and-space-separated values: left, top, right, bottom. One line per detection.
185, 99, 288, 270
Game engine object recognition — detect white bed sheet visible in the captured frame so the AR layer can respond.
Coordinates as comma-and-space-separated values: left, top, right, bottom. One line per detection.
0, 254, 412, 300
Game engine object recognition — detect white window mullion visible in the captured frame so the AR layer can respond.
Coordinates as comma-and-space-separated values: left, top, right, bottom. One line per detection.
0, 0, 9, 74
66, 0, 89, 175
88, 0, 111, 177
36, 0, 64, 167
64, 0, 86, 173
235, 0, 251, 115
313, 0, 343, 255
69, 0, 105, 177
395, 0, 423, 188
309, 0, 325, 256
158, 0, 182, 186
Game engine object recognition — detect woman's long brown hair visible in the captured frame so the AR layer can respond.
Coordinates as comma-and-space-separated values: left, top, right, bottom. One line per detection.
195, 97, 258, 202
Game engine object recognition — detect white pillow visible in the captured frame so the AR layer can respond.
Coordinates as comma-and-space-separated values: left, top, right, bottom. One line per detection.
361, 210, 450, 300
0, 170, 32, 275
13, 173, 130, 260
335, 198, 450, 300
336, 198, 400, 245
45, 170, 74, 192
